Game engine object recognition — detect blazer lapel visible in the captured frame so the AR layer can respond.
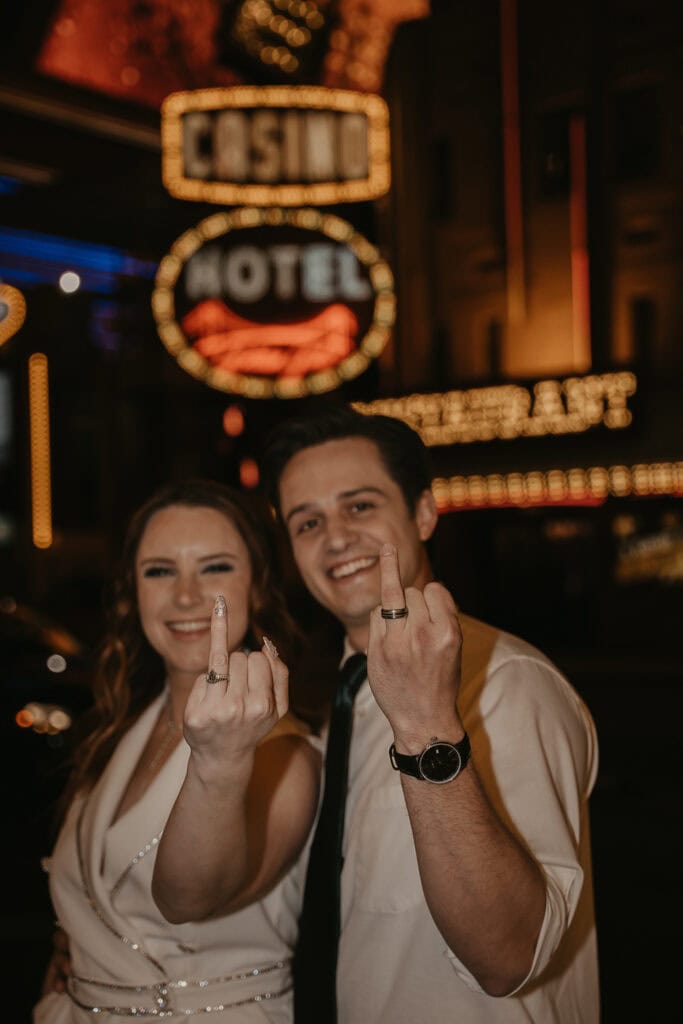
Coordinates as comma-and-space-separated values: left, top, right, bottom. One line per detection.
76, 693, 168, 979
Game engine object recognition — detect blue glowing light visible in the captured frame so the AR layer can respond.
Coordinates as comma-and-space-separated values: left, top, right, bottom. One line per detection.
0, 177, 22, 196
0, 226, 157, 293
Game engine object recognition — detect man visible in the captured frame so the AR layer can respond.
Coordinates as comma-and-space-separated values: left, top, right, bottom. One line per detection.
262, 406, 599, 1023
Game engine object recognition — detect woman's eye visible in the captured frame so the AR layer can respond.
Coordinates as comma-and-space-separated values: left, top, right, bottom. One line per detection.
202, 562, 234, 574
142, 566, 173, 578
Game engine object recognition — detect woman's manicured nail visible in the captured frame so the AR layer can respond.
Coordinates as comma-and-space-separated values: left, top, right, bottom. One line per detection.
214, 595, 227, 617
262, 635, 279, 659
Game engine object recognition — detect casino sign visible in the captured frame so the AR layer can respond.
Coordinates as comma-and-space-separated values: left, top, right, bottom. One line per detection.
161, 85, 391, 207
151, 207, 396, 398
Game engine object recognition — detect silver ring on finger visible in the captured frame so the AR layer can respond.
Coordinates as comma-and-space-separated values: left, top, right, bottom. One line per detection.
381, 607, 409, 620
205, 669, 230, 684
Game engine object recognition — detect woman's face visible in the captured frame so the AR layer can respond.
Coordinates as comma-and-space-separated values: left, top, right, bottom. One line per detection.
135, 504, 253, 687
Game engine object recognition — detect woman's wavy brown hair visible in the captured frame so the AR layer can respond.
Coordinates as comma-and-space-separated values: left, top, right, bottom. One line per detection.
60, 479, 300, 814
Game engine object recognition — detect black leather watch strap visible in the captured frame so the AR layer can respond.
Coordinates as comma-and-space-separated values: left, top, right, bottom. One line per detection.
389, 733, 471, 783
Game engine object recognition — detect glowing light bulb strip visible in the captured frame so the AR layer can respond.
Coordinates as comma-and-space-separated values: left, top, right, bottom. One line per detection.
232, 0, 324, 74
161, 85, 391, 206
28, 353, 53, 548
353, 371, 637, 445
432, 461, 683, 513
152, 207, 395, 398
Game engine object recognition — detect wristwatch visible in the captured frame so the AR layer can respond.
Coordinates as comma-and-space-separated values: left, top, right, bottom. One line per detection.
389, 733, 471, 784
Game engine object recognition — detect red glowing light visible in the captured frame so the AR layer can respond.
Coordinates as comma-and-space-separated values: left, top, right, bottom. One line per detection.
16, 709, 34, 728
183, 301, 358, 379
239, 458, 260, 489
223, 405, 245, 436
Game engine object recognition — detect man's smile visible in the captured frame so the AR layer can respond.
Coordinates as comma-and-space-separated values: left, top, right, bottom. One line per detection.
328, 555, 378, 581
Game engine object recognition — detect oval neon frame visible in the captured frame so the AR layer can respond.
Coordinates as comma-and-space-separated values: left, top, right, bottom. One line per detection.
152, 207, 395, 398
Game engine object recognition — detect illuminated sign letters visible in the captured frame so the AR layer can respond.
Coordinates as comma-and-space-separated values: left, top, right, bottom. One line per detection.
182, 109, 369, 184
184, 243, 372, 305
353, 372, 637, 446
152, 207, 395, 398
162, 86, 391, 206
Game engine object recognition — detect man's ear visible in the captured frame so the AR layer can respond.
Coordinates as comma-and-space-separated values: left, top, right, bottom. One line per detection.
415, 489, 438, 541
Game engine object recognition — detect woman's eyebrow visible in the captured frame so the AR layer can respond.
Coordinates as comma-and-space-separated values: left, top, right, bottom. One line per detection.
138, 550, 240, 566
198, 551, 239, 562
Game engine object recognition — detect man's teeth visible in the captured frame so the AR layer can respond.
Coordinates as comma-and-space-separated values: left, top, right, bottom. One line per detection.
168, 620, 210, 632
331, 557, 375, 579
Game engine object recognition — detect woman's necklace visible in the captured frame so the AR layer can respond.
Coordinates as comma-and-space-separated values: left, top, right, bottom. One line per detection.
147, 696, 182, 776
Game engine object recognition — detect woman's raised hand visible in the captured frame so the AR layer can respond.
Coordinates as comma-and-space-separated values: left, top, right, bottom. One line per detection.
183, 595, 289, 773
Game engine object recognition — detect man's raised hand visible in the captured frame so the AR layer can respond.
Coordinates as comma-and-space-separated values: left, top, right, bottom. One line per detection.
367, 544, 464, 752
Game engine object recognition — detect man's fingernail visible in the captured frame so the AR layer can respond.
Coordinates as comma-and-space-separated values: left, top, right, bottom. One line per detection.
262, 635, 279, 659
381, 543, 394, 556
214, 595, 227, 617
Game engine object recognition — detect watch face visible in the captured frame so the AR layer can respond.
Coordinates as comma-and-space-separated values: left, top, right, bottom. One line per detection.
418, 742, 462, 783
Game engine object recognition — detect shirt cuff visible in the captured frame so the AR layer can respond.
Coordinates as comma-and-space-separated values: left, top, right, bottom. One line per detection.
444, 863, 582, 997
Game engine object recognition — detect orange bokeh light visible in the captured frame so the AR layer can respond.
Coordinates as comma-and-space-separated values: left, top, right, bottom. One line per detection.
16, 709, 34, 728
223, 405, 245, 436
239, 458, 260, 489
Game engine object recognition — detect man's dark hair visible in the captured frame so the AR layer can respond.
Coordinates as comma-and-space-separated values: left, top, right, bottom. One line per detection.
261, 405, 434, 518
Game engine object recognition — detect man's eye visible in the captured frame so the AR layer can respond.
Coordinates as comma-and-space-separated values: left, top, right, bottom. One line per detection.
143, 566, 173, 578
351, 501, 374, 513
202, 562, 234, 574
296, 518, 319, 535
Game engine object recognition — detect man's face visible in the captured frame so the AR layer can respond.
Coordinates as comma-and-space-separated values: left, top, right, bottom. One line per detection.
279, 437, 436, 638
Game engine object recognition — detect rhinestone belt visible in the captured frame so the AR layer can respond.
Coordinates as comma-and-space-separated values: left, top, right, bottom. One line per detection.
67, 959, 291, 1017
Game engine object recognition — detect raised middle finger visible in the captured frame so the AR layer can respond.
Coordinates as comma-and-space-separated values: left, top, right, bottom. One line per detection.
378, 543, 408, 626
205, 594, 230, 692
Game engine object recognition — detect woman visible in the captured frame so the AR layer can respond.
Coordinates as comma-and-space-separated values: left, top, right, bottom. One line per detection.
34, 479, 320, 1022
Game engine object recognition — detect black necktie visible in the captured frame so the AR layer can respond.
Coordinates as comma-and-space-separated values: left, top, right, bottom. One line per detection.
294, 652, 368, 1024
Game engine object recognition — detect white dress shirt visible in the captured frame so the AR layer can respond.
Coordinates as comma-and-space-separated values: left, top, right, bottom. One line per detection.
281, 613, 600, 1023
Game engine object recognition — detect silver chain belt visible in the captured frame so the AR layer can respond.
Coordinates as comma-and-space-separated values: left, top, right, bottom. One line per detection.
68, 959, 291, 1017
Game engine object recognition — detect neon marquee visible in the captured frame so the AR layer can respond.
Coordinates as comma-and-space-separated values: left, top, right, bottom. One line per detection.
152, 207, 395, 398
161, 86, 391, 207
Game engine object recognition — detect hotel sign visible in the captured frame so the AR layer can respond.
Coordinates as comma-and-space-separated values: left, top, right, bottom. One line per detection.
152, 207, 395, 398
161, 86, 391, 206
